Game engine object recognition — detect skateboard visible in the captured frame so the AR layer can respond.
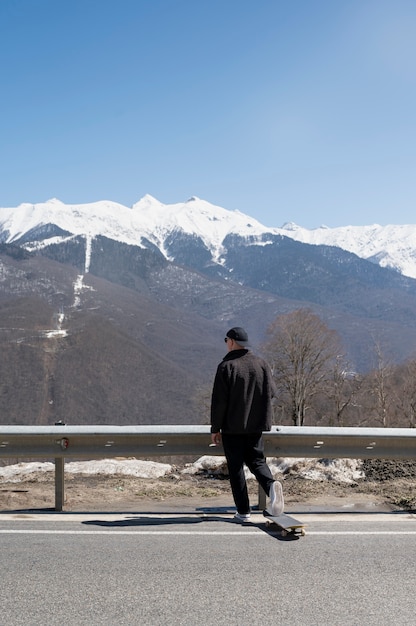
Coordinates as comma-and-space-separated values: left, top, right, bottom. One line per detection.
263, 508, 306, 537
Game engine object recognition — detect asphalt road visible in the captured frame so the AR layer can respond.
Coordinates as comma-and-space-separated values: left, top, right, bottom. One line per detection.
1, 510, 415, 625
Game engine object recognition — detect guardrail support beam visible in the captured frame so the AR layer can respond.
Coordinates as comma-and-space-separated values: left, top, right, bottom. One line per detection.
54, 458, 65, 512
258, 485, 267, 511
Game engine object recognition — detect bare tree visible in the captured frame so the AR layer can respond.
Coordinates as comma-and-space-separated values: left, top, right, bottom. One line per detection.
365, 340, 394, 427
324, 356, 359, 426
194, 383, 213, 425
393, 358, 416, 428
264, 309, 343, 426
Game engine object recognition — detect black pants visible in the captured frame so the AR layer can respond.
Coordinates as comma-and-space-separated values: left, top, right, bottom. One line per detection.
221, 432, 274, 514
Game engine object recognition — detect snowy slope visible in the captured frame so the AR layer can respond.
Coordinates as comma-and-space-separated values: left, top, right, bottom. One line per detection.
0, 198, 148, 248
0, 195, 271, 260
131, 195, 271, 261
1, 195, 416, 278
280, 222, 416, 279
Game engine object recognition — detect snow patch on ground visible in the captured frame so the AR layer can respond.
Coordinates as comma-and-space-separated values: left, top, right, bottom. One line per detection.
0, 459, 172, 482
284, 458, 364, 484
65, 458, 172, 478
0, 461, 55, 481
182, 456, 364, 484
0, 457, 364, 484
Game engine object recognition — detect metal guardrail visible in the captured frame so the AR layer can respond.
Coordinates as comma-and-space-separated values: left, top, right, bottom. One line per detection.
1, 425, 415, 510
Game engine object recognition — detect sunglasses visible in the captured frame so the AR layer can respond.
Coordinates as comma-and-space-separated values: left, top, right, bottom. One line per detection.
224, 337, 230, 343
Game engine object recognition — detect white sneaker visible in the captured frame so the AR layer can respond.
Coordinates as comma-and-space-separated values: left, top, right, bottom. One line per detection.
269, 481, 284, 516
234, 512, 251, 522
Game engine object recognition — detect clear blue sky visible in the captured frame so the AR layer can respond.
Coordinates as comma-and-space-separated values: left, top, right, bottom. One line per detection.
1, 0, 415, 228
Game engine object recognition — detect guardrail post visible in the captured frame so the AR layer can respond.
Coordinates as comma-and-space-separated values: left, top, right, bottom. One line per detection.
258, 485, 266, 511
55, 458, 65, 511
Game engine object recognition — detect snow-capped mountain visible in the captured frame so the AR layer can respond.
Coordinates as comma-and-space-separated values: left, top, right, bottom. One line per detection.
0, 195, 270, 262
2, 194, 416, 341
280, 222, 416, 279
1, 195, 416, 279
3, 194, 416, 427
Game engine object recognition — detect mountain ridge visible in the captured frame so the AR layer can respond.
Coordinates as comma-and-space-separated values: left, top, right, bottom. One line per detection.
2, 195, 416, 279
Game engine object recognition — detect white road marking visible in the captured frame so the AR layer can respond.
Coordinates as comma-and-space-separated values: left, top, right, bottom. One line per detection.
0, 529, 263, 536
307, 531, 416, 535
1, 512, 415, 523
0, 512, 415, 536
0, 528, 416, 536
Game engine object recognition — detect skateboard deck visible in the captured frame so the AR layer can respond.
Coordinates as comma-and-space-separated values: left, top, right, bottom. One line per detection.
263, 508, 306, 537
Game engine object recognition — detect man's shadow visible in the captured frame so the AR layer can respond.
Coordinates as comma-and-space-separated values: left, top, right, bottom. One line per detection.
82, 513, 225, 528
81, 510, 301, 539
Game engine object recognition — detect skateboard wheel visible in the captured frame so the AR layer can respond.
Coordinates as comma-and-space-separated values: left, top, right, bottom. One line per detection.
281, 529, 288, 537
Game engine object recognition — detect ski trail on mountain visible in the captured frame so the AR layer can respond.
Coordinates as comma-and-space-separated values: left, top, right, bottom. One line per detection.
85, 234, 92, 273
73, 235, 94, 308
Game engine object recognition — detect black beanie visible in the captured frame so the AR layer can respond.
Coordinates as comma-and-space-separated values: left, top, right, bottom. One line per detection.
226, 327, 249, 345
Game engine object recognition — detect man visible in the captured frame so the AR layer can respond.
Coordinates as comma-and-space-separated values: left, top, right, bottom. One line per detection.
210, 326, 284, 521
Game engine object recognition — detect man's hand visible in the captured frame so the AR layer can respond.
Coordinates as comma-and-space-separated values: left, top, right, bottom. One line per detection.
211, 432, 222, 446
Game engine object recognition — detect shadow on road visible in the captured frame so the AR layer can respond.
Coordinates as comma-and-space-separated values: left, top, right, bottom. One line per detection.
80, 513, 302, 541
79, 505, 237, 527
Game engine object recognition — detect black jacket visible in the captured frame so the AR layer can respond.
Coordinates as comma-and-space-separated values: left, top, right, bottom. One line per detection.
210, 349, 275, 434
